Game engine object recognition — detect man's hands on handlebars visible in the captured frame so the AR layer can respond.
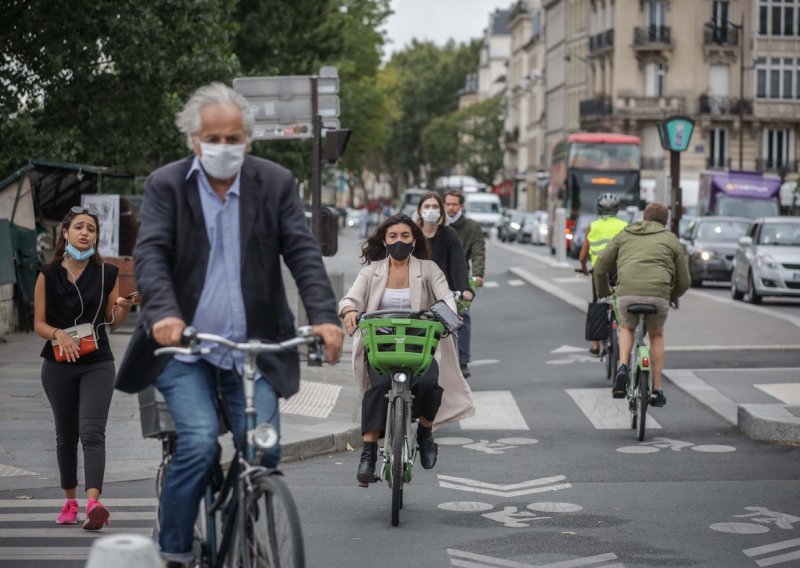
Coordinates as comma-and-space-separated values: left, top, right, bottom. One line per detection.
153, 316, 187, 346
312, 323, 344, 363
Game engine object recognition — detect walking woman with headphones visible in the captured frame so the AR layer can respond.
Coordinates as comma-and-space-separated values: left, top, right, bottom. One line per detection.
33, 206, 134, 530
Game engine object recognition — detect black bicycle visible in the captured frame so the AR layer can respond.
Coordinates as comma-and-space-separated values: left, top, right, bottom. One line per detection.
152, 326, 324, 567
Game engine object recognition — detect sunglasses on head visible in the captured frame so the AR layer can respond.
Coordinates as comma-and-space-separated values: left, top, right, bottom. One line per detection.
70, 206, 99, 217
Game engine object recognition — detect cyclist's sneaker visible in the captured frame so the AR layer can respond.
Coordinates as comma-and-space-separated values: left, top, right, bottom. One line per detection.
612, 365, 629, 398
56, 499, 78, 524
357, 442, 378, 487
650, 390, 667, 407
82, 498, 109, 531
589, 346, 600, 357
460, 364, 471, 379
417, 425, 438, 469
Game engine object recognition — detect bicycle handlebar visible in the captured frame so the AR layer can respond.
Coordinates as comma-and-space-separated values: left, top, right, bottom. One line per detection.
154, 325, 324, 365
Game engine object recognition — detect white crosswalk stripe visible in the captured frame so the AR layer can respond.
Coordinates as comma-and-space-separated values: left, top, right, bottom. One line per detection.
743, 537, 800, 567
0, 497, 157, 563
566, 389, 662, 430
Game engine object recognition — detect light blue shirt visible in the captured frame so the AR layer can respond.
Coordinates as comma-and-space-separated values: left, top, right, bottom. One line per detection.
176, 158, 250, 374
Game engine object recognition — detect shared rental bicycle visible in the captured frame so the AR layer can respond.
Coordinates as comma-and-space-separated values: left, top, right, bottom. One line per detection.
152, 326, 324, 567
357, 300, 461, 527
622, 301, 657, 442
600, 296, 620, 381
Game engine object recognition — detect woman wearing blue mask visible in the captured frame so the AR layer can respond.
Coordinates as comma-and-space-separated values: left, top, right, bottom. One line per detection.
416, 191, 474, 312
33, 207, 133, 530
339, 214, 474, 485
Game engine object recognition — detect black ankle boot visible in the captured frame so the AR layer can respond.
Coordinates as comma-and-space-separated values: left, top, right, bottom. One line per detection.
357, 442, 378, 486
417, 425, 438, 470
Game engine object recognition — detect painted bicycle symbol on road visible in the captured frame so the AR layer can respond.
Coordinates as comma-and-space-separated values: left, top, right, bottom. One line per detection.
710, 507, 800, 534
616, 437, 736, 454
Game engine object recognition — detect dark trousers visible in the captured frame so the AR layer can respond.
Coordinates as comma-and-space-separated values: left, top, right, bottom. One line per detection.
40, 359, 115, 492
362, 360, 443, 436
457, 308, 471, 366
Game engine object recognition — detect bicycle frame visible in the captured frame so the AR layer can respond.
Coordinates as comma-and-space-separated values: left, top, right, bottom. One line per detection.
380, 369, 417, 485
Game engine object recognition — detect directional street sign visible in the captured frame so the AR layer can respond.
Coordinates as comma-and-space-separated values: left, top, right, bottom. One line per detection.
247, 95, 340, 121
252, 119, 340, 141
233, 74, 339, 98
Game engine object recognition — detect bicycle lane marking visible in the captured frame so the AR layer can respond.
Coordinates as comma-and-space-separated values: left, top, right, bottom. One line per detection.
565, 389, 662, 429
710, 507, 800, 566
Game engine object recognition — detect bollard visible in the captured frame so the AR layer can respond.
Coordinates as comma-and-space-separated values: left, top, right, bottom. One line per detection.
553, 207, 570, 268
85, 534, 162, 568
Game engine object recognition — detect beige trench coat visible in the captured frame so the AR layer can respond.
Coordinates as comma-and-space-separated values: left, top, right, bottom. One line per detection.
338, 256, 475, 427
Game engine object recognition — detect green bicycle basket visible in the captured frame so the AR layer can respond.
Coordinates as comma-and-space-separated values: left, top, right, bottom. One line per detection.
358, 316, 445, 376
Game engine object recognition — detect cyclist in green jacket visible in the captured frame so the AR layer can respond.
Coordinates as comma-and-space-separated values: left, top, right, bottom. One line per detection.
594, 203, 690, 407
579, 193, 628, 356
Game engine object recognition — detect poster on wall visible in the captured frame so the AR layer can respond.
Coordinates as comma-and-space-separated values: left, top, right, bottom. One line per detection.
81, 194, 119, 257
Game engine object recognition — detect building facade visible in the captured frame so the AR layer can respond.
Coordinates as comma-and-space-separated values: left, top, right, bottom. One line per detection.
479, 8, 513, 100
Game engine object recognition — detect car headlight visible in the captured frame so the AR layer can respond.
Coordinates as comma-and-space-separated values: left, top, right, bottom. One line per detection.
756, 252, 778, 269
539, 226, 548, 234
695, 250, 715, 261
510, 222, 520, 230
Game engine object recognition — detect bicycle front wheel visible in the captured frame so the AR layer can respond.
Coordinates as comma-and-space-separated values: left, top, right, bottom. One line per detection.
391, 398, 405, 527
239, 473, 305, 568
637, 369, 650, 442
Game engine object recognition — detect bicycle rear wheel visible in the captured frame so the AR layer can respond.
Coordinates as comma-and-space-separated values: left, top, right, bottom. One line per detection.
637, 368, 650, 442
604, 331, 617, 380
240, 473, 305, 568
391, 398, 405, 527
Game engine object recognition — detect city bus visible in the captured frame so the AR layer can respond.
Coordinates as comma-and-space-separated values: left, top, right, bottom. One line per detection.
547, 132, 642, 251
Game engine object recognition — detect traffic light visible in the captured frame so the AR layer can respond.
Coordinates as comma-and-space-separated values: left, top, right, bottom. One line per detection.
325, 129, 352, 164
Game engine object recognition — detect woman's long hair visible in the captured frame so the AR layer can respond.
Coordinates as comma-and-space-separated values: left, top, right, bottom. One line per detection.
51, 209, 104, 265
416, 191, 446, 227
361, 214, 431, 263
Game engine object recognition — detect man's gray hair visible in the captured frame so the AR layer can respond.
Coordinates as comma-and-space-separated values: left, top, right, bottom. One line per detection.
175, 82, 254, 149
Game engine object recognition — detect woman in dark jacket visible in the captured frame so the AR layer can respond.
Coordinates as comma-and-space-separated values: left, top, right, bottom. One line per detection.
33, 207, 133, 530
416, 192, 474, 304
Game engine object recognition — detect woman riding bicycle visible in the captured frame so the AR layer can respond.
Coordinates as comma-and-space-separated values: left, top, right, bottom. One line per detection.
339, 214, 474, 486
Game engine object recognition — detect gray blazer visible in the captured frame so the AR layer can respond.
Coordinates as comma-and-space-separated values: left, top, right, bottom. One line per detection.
115, 155, 339, 397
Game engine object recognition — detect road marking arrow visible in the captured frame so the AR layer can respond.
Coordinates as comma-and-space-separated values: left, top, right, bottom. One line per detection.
447, 548, 624, 567
438, 474, 572, 497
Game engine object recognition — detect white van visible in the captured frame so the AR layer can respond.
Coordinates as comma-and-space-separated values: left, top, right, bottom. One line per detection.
464, 192, 502, 235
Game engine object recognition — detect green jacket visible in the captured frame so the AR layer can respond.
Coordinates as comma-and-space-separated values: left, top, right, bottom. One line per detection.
594, 220, 690, 302
449, 214, 486, 277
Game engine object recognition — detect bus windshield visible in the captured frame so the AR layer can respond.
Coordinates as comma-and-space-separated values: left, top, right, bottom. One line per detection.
568, 143, 641, 171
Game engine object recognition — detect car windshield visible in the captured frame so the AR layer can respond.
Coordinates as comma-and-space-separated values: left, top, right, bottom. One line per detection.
696, 220, 750, 241
715, 195, 779, 218
758, 223, 800, 246
467, 201, 500, 213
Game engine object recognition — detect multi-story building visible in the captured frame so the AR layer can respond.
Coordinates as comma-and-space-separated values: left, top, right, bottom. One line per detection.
505, 2, 533, 208
478, 8, 513, 100
580, 0, 799, 202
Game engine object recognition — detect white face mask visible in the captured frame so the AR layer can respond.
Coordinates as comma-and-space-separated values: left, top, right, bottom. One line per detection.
447, 210, 463, 224
421, 209, 440, 224
199, 142, 246, 180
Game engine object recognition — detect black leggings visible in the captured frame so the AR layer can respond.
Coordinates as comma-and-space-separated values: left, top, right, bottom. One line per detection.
361, 360, 443, 436
41, 359, 115, 492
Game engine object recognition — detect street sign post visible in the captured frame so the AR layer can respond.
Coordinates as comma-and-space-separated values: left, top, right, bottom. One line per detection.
234, 67, 350, 254
657, 116, 695, 237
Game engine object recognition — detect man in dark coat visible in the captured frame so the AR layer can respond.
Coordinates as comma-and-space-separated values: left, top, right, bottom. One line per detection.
115, 82, 343, 566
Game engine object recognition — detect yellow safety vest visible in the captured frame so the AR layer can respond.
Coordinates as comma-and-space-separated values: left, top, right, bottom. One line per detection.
588, 216, 628, 265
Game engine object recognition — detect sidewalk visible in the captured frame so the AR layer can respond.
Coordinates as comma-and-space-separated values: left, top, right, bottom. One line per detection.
495, 240, 800, 444
0, 326, 360, 492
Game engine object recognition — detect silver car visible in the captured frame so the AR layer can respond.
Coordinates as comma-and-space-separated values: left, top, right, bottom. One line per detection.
731, 216, 800, 303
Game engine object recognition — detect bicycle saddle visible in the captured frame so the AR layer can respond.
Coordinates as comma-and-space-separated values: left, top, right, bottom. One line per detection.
626, 304, 658, 315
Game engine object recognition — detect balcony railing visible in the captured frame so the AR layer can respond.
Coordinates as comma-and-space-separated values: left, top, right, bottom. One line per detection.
633, 25, 671, 46
579, 96, 613, 117
616, 95, 685, 115
589, 29, 614, 53
698, 95, 753, 115
641, 156, 665, 170
706, 157, 731, 170
755, 160, 799, 174
703, 24, 739, 47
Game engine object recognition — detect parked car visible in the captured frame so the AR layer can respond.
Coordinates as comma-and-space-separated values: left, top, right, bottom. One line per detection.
680, 216, 751, 286
400, 188, 428, 219
497, 209, 526, 242
731, 216, 800, 303
521, 211, 549, 244
464, 192, 502, 236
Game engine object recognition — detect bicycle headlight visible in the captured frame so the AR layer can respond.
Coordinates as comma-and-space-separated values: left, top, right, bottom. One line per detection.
250, 422, 279, 450
394, 372, 408, 383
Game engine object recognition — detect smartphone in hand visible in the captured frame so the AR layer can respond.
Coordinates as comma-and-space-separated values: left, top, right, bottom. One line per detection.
125, 291, 140, 300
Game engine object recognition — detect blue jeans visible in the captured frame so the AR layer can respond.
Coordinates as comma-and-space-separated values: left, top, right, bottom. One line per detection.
154, 359, 281, 560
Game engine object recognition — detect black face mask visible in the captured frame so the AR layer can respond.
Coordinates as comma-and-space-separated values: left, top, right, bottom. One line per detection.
385, 241, 414, 260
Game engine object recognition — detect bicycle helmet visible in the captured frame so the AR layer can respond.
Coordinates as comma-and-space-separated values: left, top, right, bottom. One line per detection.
597, 193, 620, 215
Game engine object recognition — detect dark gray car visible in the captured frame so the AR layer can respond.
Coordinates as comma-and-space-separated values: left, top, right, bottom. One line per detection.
680, 216, 751, 286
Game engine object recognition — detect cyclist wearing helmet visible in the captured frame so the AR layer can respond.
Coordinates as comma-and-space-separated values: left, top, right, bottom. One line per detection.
579, 193, 628, 356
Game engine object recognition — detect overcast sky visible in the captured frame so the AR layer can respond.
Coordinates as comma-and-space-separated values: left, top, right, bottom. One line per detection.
381, 0, 513, 58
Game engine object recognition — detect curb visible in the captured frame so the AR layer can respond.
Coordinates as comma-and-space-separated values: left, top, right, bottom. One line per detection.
281, 427, 362, 463
738, 405, 800, 444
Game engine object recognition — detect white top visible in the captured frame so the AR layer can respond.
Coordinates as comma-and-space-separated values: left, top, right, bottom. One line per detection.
379, 287, 411, 310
